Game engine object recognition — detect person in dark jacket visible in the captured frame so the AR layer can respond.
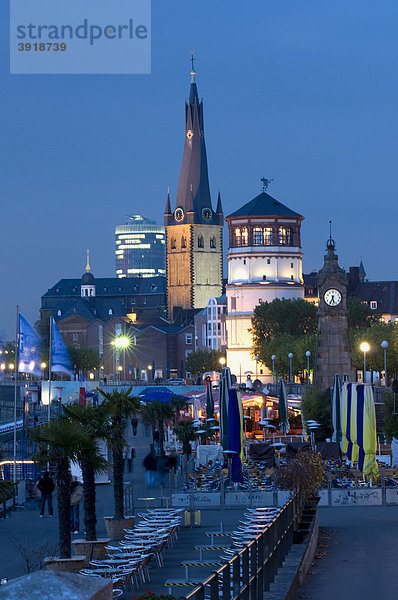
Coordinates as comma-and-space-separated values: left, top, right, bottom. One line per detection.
37, 471, 55, 517
70, 476, 84, 533
143, 450, 157, 488
131, 417, 138, 436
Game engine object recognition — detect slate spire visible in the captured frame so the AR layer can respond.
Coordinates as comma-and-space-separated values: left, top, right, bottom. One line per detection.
164, 187, 172, 215
216, 191, 223, 214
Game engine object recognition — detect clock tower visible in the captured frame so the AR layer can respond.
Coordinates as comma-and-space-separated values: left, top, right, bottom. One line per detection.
164, 63, 223, 319
315, 235, 354, 390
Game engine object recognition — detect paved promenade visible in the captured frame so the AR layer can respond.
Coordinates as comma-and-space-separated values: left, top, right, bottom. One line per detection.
294, 506, 398, 600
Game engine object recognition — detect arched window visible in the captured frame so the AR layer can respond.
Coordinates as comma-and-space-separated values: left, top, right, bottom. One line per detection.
234, 227, 242, 247
57, 309, 62, 316
253, 227, 263, 245
242, 227, 249, 246
85, 289, 89, 296
278, 226, 287, 245
264, 227, 273, 245
171, 237, 176, 249
210, 236, 216, 249
286, 227, 293, 246
108, 308, 113, 315
198, 233, 204, 248
181, 235, 186, 248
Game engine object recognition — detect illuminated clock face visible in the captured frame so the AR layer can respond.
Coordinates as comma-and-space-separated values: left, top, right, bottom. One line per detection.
186, 130, 193, 139
202, 207, 212, 221
174, 208, 184, 222
324, 288, 342, 307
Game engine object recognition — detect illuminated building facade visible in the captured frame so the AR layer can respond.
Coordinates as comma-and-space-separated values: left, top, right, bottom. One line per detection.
115, 215, 166, 279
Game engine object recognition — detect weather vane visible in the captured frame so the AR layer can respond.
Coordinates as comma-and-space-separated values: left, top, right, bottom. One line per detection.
260, 177, 274, 192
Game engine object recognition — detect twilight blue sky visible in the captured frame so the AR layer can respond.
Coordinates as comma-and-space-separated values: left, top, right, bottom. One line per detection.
1, 0, 398, 339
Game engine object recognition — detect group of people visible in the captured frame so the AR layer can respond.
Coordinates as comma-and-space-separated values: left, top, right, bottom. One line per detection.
32, 471, 84, 534
143, 448, 178, 488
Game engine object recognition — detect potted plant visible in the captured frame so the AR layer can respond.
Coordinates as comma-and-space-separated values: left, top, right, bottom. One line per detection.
62, 403, 112, 563
98, 387, 141, 540
277, 449, 326, 541
30, 418, 95, 571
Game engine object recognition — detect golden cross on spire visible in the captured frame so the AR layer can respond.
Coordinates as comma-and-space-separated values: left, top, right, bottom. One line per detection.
86, 248, 91, 273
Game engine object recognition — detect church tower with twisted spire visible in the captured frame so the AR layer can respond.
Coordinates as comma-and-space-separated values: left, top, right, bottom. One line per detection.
165, 59, 223, 319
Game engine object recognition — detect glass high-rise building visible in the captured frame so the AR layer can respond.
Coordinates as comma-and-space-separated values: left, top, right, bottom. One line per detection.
115, 215, 166, 278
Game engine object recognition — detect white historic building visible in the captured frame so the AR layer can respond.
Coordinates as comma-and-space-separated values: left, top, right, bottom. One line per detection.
225, 189, 305, 382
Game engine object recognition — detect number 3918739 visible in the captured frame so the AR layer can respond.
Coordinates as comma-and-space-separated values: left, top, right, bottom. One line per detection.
18, 42, 67, 51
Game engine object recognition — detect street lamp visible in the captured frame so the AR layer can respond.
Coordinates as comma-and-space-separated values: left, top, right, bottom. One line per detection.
271, 355, 276, 384
305, 351, 311, 383
41, 362, 46, 379
219, 357, 226, 368
288, 353, 293, 383
381, 340, 388, 387
254, 355, 259, 380
113, 336, 130, 378
360, 342, 370, 383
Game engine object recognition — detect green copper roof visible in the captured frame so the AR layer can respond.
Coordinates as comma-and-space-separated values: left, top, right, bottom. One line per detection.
226, 191, 303, 219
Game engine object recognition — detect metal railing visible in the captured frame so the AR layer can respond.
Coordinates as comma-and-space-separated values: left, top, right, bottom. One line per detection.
184, 497, 296, 600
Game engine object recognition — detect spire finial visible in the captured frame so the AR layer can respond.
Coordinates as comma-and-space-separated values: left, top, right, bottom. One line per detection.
86, 248, 91, 273
326, 220, 335, 251
190, 51, 196, 82
260, 177, 274, 192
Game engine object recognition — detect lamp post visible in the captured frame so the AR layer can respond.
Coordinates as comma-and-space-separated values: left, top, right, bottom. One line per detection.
41, 362, 47, 380
360, 342, 370, 383
305, 351, 311, 383
288, 353, 293, 383
254, 355, 259, 380
271, 355, 276, 384
381, 340, 388, 387
219, 357, 226, 371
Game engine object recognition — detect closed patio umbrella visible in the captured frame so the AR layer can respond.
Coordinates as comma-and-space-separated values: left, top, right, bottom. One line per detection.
205, 377, 214, 420
332, 373, 342, 443
219, 366, 232, 449
278, 378, 290, 434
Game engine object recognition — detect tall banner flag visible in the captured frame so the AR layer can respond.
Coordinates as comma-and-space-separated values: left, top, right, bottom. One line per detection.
51, 320, 74, 375
18, 313, 42, 376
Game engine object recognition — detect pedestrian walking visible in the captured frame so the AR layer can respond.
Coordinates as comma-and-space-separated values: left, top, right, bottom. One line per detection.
127, 447, 136, 473
143, 449, 157, 488
131, 417, 138, 436
153, 430, 160, 454
37, 471, 55, 518
70, 476, 83, 534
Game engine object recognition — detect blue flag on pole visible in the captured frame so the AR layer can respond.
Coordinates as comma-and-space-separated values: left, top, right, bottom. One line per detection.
18, 313, 42, 376
51, 320, 74, 376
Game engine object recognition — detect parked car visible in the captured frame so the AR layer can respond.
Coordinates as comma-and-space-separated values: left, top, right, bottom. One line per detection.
166, 378, 186, 385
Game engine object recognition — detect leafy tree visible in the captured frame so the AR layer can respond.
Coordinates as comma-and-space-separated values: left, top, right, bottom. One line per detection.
141, 401, 174, 455
98, 387, 141, 521
62, 403, 111, 541
347, 297, 379, 330
349, 322, 398, 376
30, 419, 95, 558
68, 346, 101, 373
186, 350, 225, 377
300, 386, 332, 439
256, 333, 316, 379
251, 298, 317, 346
174, 420, 196, 458
383, 392, 398, 442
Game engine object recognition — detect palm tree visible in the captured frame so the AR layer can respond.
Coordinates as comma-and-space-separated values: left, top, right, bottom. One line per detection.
98, 387, 141, 521
174, 420, 196, 482
141, 400, 174, 455
62, 403, 111, 541
170, 395, 189, 426
30, 419, 95, 559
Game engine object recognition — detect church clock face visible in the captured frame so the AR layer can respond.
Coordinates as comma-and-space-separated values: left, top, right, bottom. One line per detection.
324, 288, 342, 307
174, 208, 184, 222
186, 130, 193, 139
202, 207, 212, 221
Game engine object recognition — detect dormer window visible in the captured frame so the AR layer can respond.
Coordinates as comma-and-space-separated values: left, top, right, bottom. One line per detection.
109, 308, 113, 315
57, 309, 62, 316
370, 301, 377, 310
72, 287, 77, 293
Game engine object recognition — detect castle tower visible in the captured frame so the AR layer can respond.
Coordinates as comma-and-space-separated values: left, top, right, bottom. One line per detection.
225, 185, 304, 382
81, 249, 96, 297
164, 63, 223, 320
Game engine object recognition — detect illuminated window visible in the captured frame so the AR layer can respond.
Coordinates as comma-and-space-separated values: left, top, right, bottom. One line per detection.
234, 228, 242, 247
242, 227, 249, 246
198, 234, 204, 248
253, 227, 263, 245
171, 237, 176, 249
210, 236, 216, 249
264, 227, 273, 245
278, 226, 287, 245
370, 301, 377, 309
185, 334, 192, 344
